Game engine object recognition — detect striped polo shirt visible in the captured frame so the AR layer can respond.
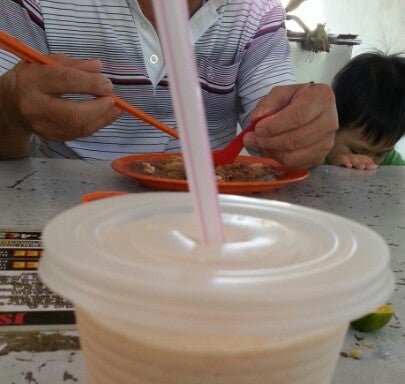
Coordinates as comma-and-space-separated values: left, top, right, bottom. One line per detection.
0, 0, 295, 160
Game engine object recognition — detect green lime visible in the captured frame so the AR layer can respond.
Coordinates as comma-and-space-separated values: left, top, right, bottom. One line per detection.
351, 304, 395, 332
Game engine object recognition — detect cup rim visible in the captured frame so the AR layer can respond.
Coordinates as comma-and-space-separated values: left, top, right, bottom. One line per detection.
39, 193, 394, 335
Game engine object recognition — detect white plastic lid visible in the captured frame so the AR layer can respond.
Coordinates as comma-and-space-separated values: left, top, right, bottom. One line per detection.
39, 193, 394, 335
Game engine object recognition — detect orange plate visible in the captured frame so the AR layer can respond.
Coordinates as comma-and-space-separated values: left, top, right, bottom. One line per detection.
111, 153, 309, 195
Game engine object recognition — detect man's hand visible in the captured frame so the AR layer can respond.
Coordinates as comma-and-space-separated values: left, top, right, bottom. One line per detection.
0, 54, 121, 158
329, 153, 378, 170
243, 83, 338, 169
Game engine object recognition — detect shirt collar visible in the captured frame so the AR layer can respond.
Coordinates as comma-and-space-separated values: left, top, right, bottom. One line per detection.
191, 1, 224, 43
130, 0, 228, 43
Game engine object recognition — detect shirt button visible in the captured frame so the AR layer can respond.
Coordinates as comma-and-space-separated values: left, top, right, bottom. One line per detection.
150, 54, 159, 64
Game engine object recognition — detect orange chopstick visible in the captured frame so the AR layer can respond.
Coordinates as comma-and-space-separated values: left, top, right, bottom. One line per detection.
0, 30, 179, 139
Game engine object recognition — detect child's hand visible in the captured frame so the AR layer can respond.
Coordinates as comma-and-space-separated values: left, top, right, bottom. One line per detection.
331, 154, 378, 170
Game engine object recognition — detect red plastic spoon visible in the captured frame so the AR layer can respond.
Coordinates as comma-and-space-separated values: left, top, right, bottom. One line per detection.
212, 112, 271, 166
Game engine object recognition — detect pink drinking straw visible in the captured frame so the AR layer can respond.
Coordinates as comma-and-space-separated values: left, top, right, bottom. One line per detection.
152, 0, 224, 245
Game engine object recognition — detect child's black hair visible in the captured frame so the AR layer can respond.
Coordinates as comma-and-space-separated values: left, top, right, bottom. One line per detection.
332, 51, 405, 146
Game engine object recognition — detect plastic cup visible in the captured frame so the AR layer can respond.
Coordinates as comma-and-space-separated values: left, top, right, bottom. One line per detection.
39, 193, 394, 384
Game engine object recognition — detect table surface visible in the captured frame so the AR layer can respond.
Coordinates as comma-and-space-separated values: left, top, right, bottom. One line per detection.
0, 158, 404, 384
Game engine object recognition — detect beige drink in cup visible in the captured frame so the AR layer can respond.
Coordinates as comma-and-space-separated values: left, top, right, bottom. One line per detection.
39, 193, 394, 384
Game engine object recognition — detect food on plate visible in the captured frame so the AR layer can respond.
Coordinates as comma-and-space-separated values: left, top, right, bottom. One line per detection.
132, 156, 280, 182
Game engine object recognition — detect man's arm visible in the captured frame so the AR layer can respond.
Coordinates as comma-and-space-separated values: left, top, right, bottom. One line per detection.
244, 83, 338, 169
0, 67, 32, 158
0, 0, 47, 158
0, 1, 121, 159
236, 1, 337, 169
236, 2, 295, 128
0, 56, 122, 159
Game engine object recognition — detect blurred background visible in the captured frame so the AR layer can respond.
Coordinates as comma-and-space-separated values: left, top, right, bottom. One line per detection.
282, 0, 404, 55
281, 0, 405, 154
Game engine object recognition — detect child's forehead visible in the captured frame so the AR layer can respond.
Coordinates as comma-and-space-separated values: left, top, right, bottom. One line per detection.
342, 126, 395, 151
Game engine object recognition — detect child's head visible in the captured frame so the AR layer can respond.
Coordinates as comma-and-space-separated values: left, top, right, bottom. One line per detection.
327, 52, 405, 165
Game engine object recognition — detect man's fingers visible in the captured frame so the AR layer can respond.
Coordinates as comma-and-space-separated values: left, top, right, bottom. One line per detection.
50, 53, 103, 73
260, 139, 332, 169
244, 134, 334, 168
6, 55, 118, 145
246, 111, 335, 153
38, 65, 114, 96
39, 96, 121, 141
257, 84, 335, 138
55, 96, 121, 139
72, 58, 103, 73
17, 60, 113, 97
78, 98, 123, 138
249, 85, 298, 121
243, 83, 338, 169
